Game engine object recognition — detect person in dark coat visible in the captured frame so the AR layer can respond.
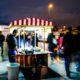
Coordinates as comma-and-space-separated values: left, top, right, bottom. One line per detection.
0, 31, 5, 56
62, 27, 80, 79
75, 26, 80, 71
62, 27, 73, 78
6, 29, 18, 63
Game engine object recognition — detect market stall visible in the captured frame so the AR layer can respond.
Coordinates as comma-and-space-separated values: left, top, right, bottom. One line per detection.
9, 18, 54, 49
9, 17, 54, 79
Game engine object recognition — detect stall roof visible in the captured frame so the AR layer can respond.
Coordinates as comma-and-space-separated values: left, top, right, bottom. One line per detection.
9, 18, 54, 27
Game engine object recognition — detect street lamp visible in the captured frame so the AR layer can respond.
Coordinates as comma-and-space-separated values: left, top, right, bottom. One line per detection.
48, 3, 53, 9
48, 3, 54, 20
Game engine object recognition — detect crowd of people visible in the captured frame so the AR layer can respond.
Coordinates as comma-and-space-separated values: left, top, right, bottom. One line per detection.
47, 26, 80, 79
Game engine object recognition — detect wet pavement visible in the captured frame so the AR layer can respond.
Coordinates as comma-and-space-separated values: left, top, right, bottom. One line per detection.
0, 55, 80, 80
0, 43, 80, 80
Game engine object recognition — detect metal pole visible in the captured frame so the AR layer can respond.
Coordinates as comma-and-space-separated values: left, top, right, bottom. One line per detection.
35, 30, 36, 48
44, 27, 45, 51
19, 29, 20, 49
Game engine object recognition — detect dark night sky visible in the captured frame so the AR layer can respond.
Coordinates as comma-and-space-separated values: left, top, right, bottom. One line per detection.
0, 0, 80, 26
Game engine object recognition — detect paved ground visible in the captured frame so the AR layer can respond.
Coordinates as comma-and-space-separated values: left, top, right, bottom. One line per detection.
0, 55, 80, 80
0, 56, 61, 80
0, 42, 80, 80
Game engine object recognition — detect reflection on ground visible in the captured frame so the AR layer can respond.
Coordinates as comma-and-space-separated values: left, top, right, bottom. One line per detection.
0, 55, 80, 80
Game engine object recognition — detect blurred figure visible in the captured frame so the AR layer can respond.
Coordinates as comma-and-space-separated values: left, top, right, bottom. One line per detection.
47, 28, 54, 52
6, 29, 18, 63
62, 27, 72, 78
62, 26, 67, 34
58, 33, 64, 50
25, 35, 33, 50
47, 28, 58, 60
16, 29, 24, 48
31, 32, 35, 47
58, 33, 64, 58
35, 33, 38, 47
31, 33, 38, 47
0, 30, 5, 56
75, 26, 80, 71
62, 27, 80, 79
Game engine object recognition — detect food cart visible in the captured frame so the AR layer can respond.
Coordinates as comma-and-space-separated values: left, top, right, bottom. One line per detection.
9, 17, 54, 79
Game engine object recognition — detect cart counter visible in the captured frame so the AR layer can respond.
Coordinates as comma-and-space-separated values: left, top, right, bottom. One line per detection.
16, 49, 52, 67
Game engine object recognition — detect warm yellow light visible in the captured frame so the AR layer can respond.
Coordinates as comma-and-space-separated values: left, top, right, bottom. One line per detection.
48, 3, 53, 9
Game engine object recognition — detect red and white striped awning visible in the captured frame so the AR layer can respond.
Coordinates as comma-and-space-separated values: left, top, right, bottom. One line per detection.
9, 18, 54, 27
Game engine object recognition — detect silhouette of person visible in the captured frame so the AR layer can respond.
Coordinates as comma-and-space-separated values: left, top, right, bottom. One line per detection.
0, 31, 5, 56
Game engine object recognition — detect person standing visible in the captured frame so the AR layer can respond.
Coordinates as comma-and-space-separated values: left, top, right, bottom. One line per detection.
75, 26, 80, 72
47, 28, 58, 60
31, 33, 38, 47
62, 27, 80, 79
62, 27, 72, 78
0, 30, 5, 56
6, 29, 18, 63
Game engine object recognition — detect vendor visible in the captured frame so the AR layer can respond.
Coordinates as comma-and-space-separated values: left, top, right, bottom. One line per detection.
25, 35, 33, 50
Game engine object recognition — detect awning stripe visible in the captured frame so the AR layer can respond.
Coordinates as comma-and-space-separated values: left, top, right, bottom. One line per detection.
9, 18, 54, 27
